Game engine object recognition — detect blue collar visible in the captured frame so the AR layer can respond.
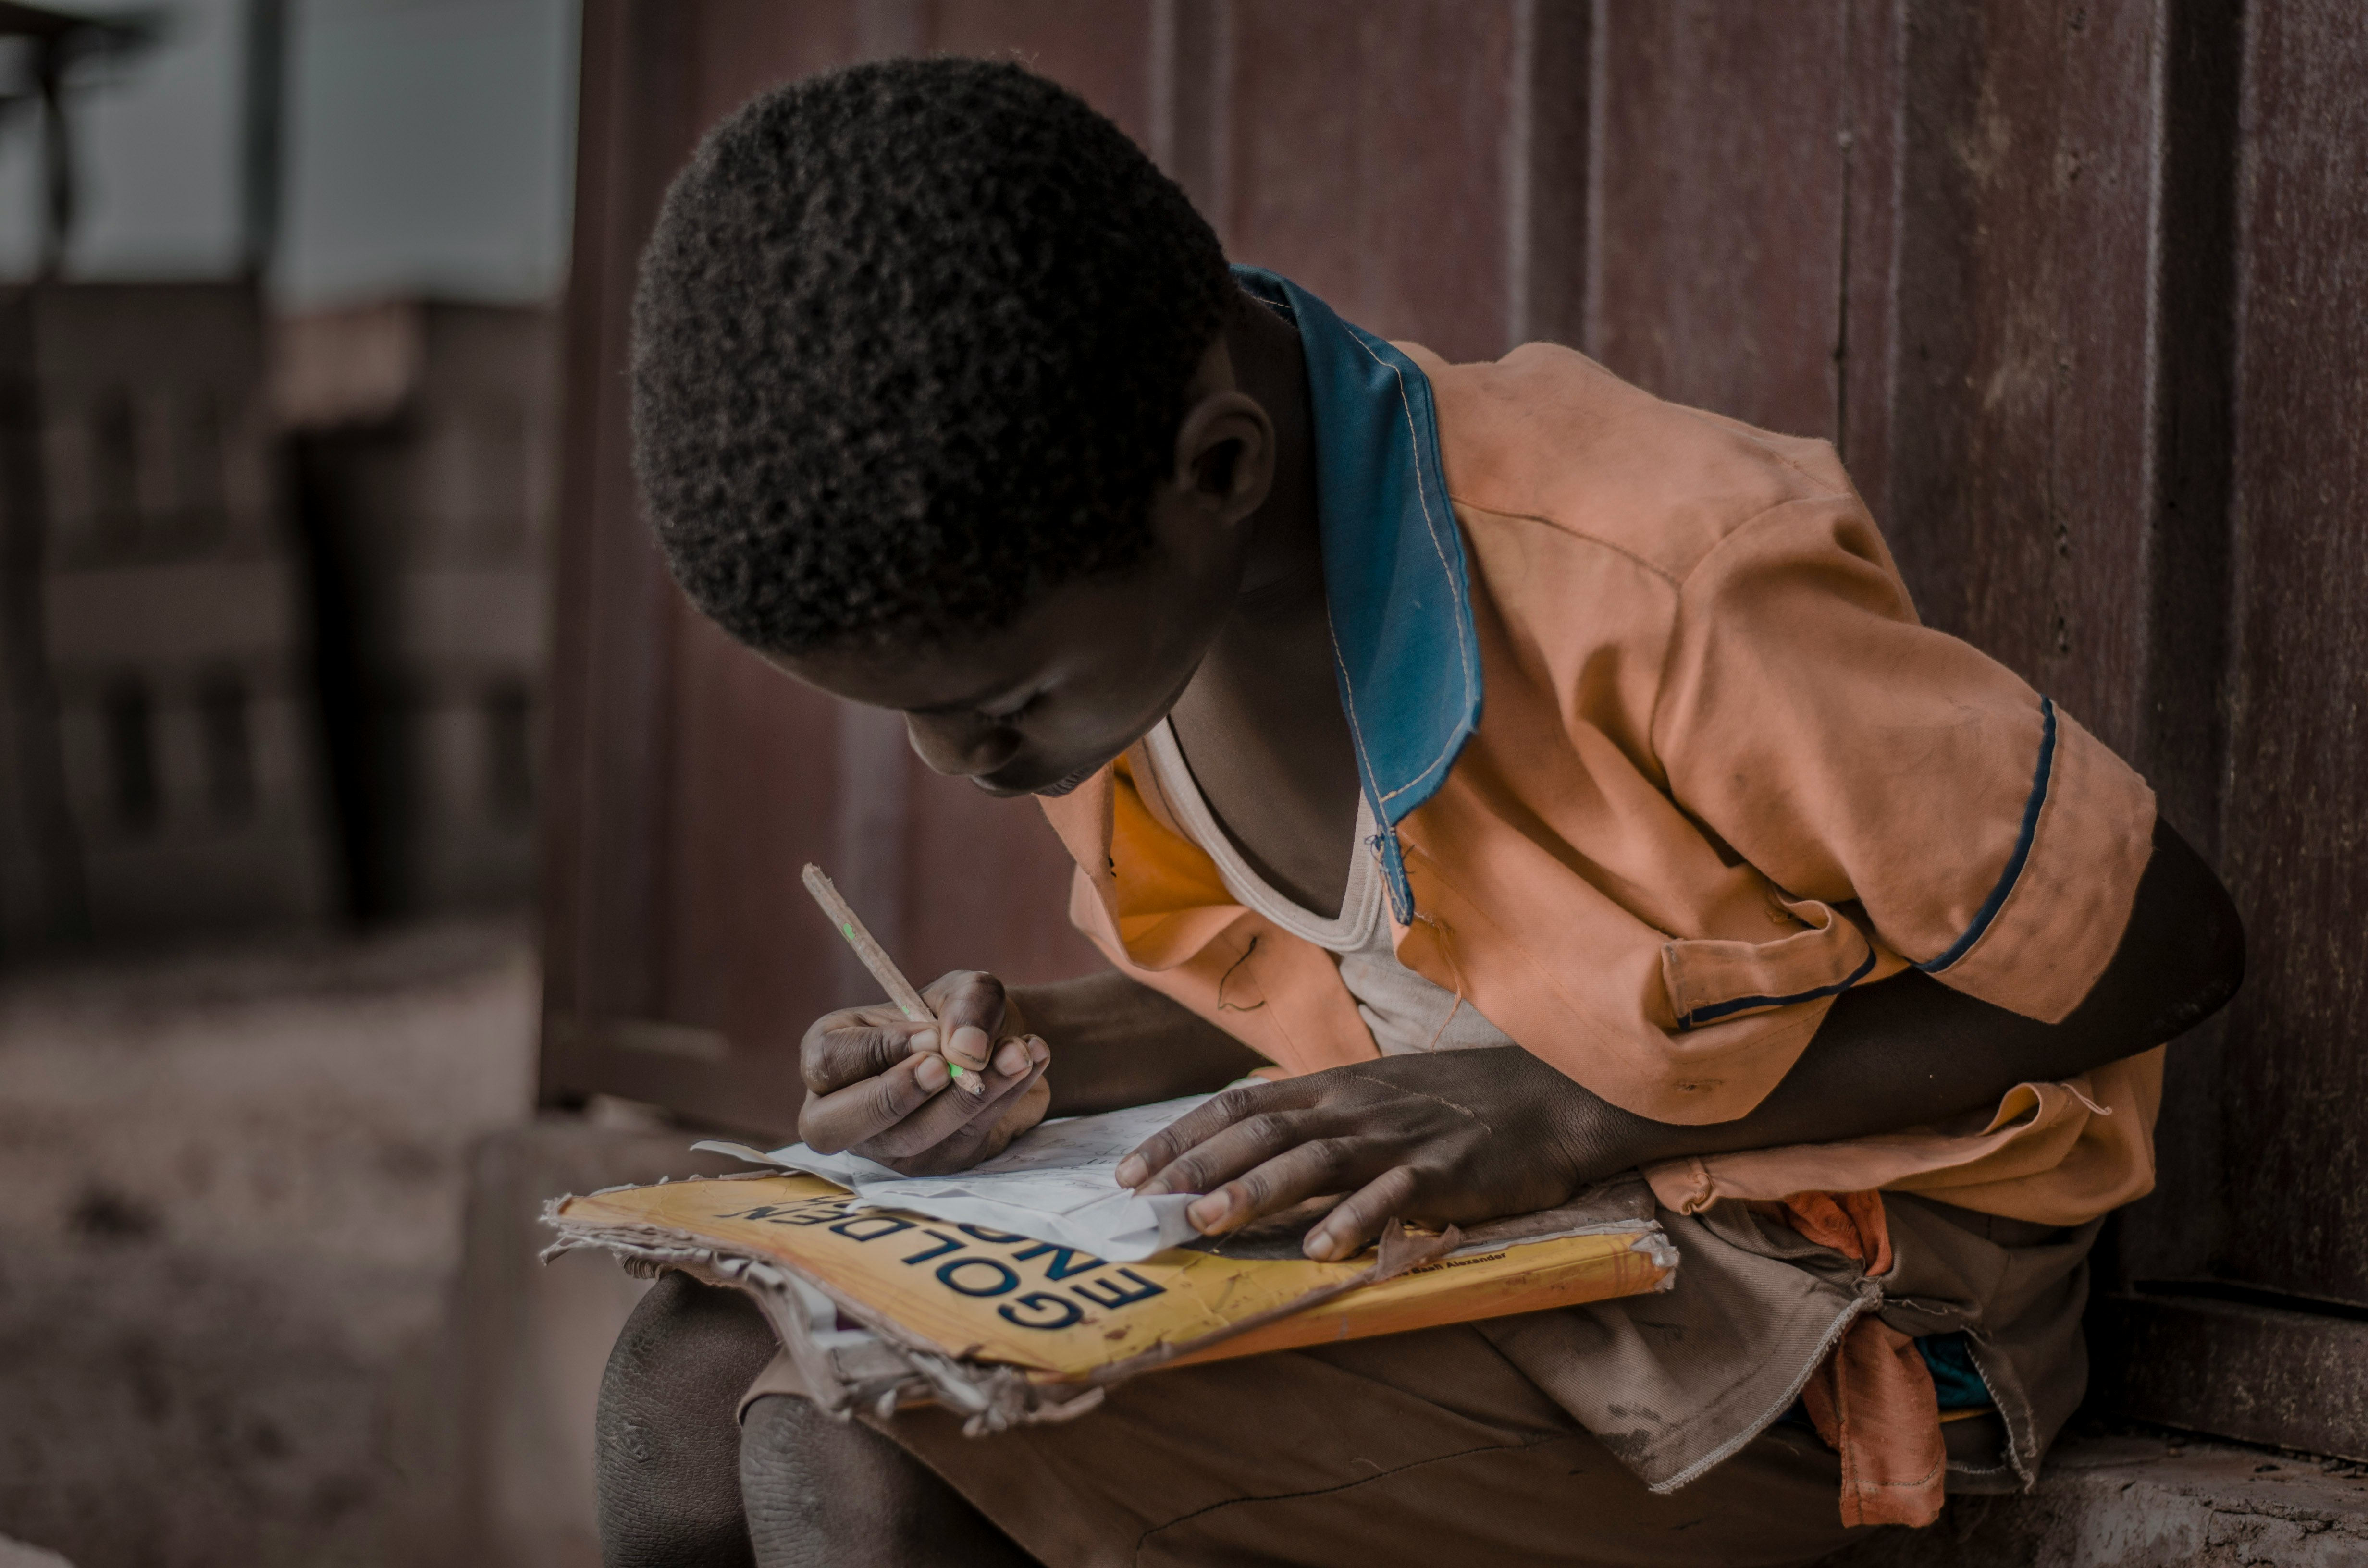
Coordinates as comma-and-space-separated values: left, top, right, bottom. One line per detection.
1233, 267, 1483, 922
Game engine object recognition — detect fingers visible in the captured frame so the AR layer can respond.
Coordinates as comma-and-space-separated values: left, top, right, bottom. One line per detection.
1178, 1132, 1370, 1237
1114, 1081, 1311, 1190
798, 1049, 955, 1154
923, 970, 1009, 1074
805, 1031, 1045, 1164
800, 1007, 932, 1095
1110, 1077, 1433, 1258
861, 1034, 1050, 1164
876, 1037, 1051, 1175
1135, 1110, 1310, 1200
1302, 1165, 1422, 1262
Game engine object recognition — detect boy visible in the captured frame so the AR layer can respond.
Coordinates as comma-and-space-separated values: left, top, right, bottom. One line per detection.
598, 58, 2242, 1568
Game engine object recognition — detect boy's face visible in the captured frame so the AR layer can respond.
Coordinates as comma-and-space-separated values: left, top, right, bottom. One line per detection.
768, 339, 1275, 796
774, 534, 1242, 797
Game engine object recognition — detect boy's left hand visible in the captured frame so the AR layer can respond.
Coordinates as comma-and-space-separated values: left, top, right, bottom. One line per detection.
1113, 1047, 1616, 1262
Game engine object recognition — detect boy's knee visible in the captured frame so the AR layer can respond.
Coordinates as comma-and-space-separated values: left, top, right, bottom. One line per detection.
740, 1395, 1037, 1568
596, 1271, 776, 1568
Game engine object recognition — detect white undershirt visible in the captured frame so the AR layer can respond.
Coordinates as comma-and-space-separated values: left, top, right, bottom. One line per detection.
1138, 719, 1515, 1055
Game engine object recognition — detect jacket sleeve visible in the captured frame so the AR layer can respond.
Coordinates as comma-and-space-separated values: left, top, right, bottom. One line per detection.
1650, 498, 2156, 1024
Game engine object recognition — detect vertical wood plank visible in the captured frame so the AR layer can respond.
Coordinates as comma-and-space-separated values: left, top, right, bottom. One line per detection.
899, 768, 1107, 992
1879, 1, 2162, 756
2105, 0, 2245, 1289
931, 0, 1158, 151
540, 0, 698, 1068
1156, 0, 1233, 225
656, 612, 843, 1066
2212, 0, 2368, 1309
1224, 0, 1521, 362
1836, 0, 1903, 523
690, 0, 857, 118
1585, 0, 1849, 439
1507, 0, 1593, 350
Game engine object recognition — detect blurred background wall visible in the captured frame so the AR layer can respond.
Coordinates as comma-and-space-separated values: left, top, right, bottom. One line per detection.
0, 4, 592, 1566
0, 0, 574, 952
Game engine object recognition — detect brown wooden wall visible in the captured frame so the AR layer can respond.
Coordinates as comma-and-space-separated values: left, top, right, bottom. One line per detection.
542, 0, 2368, 1458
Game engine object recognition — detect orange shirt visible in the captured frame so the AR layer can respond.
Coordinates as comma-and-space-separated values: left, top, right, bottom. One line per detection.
1039, 270, 2159, 1227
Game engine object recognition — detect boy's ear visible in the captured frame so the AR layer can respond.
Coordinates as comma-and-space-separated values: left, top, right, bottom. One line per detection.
1171, 388, 1277, 524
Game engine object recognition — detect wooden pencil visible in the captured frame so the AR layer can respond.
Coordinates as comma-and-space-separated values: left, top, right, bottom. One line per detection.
800, 863, 937, 1024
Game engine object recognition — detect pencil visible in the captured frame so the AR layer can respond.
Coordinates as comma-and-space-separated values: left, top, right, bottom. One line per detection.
800, 863, 974, 1081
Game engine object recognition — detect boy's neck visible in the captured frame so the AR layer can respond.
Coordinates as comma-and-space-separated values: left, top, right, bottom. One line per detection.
1162, 289, 1363, 917
1222, 294, 1323, 613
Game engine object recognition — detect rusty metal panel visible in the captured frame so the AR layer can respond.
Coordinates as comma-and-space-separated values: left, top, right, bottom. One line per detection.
1222, 0, 1522, 363
2211, 0, 2368, 1310
1585, 0, 1849, 440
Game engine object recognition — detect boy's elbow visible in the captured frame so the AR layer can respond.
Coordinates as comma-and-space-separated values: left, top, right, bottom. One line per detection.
2136, 816, 2246, 1041
2189, 853, 2246, 1024
2188, 852, 2245, 1028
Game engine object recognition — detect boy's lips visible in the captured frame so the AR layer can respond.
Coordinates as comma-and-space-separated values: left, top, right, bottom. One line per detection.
967, 755, 1107, 799
1032, 760, 1106, 797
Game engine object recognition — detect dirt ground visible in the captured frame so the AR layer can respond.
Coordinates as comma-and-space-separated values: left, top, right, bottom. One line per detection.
0, 923, 541, 1568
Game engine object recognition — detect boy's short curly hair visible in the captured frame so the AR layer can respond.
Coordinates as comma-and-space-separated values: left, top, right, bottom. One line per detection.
631, 57, 1235, 658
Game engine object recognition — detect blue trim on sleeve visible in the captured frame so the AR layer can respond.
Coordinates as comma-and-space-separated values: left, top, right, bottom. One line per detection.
1914, 697, 2058, 976
1675, 947, 1878, 1031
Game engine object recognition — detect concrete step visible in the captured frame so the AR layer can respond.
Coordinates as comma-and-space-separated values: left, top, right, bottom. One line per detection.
1820, 1434, 2368, 1567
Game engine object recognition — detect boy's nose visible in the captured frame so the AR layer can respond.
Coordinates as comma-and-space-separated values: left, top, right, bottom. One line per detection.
903, 712, 1021, 779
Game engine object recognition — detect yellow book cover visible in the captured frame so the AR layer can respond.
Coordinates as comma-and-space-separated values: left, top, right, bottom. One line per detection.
546, 1169, 1676, 1433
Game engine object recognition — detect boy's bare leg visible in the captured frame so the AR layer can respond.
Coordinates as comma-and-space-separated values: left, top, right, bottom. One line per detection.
740, 1395, 1036, 1568
594, 1271, 1033, 1568
596, 1273, 772, 1568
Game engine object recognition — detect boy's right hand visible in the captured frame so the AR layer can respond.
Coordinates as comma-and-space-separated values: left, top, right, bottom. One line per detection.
796, 969, 1050, 1176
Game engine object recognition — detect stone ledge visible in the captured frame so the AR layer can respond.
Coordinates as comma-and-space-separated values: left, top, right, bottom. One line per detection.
1821, 1435, 2368, 1567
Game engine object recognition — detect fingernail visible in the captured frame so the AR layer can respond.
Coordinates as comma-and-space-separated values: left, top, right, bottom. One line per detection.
1026, 1035, 1049, 1065
915, 1055, 950, 1091
1305, 1226, 1350, 1262
1115, 1155, 1147, 1188
909, 1029, 939, 1056
1187, 1193, 1229, 1232
994, 1041, 1029, 1076
948, 1025, 991, 1068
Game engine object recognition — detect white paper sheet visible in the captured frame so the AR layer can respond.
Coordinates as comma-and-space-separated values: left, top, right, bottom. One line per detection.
695, 1093, 1214, 1263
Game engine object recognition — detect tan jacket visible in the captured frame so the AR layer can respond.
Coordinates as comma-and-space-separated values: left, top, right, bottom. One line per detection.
1040, 269, 2159, 1227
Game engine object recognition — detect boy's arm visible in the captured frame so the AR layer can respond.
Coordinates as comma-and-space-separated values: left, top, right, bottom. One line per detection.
1122, 816, 2243, 1261
1009, 971, 1269, 1117
1565, 814, 2241, 1172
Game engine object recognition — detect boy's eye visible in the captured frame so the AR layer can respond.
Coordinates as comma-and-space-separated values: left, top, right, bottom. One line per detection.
982, 691, 1045, 726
